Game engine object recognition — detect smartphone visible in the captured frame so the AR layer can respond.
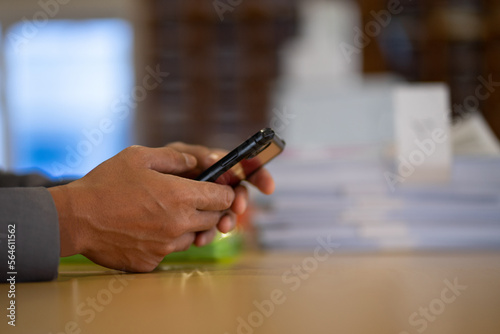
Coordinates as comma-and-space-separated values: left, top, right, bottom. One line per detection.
196, 128, 286, 186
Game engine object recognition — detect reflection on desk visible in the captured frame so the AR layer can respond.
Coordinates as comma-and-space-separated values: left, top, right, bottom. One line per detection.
1, 252, 500, 334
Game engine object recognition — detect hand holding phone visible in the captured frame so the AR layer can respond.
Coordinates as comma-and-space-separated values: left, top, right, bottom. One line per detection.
196, 128, 286, 187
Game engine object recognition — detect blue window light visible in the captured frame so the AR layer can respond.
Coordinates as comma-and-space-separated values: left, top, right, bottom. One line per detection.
4, 19, 133, 179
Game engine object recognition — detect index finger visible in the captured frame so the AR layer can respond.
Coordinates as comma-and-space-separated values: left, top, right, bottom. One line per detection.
186, 179, 235, 211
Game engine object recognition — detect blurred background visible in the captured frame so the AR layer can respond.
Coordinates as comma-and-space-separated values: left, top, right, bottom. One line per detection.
0, 0, 499, 176
0, 0, 499, 251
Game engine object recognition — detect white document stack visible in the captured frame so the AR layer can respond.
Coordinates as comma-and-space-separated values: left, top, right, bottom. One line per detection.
253, 152, 500, 251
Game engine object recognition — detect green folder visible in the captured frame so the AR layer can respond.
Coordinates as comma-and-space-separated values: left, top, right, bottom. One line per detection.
59, 231, 244, 265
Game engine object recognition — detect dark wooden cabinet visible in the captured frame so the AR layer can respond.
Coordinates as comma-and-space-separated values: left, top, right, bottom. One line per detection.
140, 0, 298, 148
360, 0, 500, 138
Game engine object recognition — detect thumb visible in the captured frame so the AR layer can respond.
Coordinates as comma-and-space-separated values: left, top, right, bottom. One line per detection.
146, 147, 197, 174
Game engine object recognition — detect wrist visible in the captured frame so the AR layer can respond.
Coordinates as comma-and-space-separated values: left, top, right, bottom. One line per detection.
49, 185, 84, 257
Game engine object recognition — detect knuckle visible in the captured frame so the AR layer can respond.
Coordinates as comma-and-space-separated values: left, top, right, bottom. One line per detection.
127, 257, 158, 273
124, 145, 149, 162
222, 188, 234, 208
162, 147, 184, 165
160, 243, 176, 256
169, 225, 185, 239
196, 183, 234, 209
168, 215, 190, 238
198, 189, 211, 208
165, 147, 181, 161
168, 141, 185, 149
125, 145, 144, 154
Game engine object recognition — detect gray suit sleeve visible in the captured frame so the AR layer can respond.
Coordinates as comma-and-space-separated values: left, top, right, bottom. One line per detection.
0, 171, 70, 188
0, 188, 60, 283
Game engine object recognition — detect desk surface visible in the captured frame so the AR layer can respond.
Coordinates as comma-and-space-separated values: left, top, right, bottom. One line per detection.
2, 251, 500, 334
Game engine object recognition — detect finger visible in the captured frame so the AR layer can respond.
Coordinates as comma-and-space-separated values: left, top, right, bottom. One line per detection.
190, 180, 235, 211
193, 227, 217, 247
133, 146, 197, 174
247, 168, 275, 195
167, 142, 211, 161
217, 212, 237, 234
231, 185, 249, 215
187, 208, 228, 233
184, 149, 227, 170
167, 142, 228, 169
170, 232, 197, 253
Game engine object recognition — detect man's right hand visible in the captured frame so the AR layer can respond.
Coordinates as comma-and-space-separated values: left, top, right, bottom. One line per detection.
49, 145, 236, 273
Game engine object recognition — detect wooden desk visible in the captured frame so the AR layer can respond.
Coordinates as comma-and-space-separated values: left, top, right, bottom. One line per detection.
2, 251, 500, 334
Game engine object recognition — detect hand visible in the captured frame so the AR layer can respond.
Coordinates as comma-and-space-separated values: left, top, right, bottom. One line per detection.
49, 146, 235, 272
166, 142, 275, 247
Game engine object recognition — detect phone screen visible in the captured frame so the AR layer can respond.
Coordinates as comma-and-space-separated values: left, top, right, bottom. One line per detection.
215, 137, 284, 186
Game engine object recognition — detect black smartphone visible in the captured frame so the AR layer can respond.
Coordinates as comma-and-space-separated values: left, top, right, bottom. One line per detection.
196, 128, 286, 186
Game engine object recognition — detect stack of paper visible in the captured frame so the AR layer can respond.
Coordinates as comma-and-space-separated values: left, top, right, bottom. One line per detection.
253, 152, 500, 251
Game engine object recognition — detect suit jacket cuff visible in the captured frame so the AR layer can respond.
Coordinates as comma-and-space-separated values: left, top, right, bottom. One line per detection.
0, 187, 60, 282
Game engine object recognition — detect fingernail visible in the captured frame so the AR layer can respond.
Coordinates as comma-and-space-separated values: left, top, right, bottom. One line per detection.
241, 200, 248, 214
183, 153, 197, 167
